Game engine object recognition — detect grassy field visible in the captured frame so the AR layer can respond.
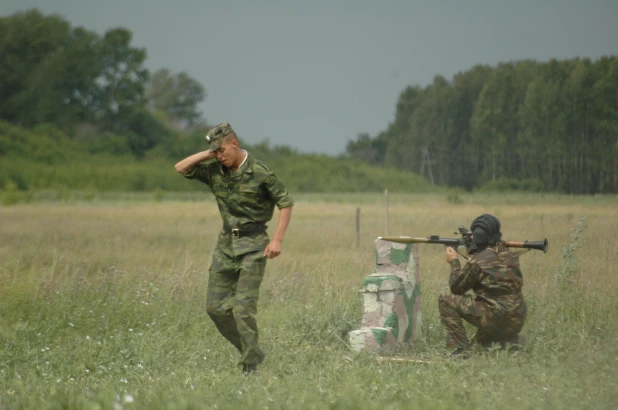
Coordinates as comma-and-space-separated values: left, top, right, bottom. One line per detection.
0, 192, 617, 409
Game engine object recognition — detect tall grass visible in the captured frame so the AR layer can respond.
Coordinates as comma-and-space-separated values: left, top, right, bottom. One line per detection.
0, 193, 617, 409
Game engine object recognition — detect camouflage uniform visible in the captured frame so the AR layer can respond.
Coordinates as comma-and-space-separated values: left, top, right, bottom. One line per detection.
183, 125, 293, 366
438, 243, 527, 349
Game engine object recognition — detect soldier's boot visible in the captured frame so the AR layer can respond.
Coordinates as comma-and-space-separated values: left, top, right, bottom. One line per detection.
449, 345, 471, 360
257, 346, 266, 364
242, 363, 257, 376
503, 334, 525, 352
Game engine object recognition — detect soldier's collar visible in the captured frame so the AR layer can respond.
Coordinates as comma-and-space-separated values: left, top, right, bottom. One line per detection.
241, 151, 254, 174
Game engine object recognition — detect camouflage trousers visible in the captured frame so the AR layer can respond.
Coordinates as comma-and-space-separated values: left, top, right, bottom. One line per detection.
206, 248, 267, 366
438, 293, 527, 349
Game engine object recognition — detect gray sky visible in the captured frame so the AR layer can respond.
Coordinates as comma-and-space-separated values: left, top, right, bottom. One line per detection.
2, 1, 617, 154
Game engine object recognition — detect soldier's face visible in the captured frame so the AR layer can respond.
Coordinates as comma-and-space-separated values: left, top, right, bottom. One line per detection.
214, 138, 239, 166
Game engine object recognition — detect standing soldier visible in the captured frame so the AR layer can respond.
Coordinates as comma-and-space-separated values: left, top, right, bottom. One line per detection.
175, 122, 294, 375
439, 214, 527, 357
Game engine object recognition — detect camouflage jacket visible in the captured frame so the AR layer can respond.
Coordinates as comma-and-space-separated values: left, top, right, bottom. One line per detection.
449, 243, 525, 311
183, 151, 294, 255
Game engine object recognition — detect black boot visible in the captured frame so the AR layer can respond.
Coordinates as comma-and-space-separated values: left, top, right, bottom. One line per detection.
502, 334, 525, 352
242, 363, 257, 375
450, 347, 471, 360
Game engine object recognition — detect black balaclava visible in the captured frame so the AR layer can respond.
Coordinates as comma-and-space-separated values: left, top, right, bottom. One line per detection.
470, 214, 502, 249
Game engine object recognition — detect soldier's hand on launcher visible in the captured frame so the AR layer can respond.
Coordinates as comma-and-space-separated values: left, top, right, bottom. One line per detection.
445, 246, 458, 263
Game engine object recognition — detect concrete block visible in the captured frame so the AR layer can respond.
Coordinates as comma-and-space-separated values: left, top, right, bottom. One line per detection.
349, 240, 422, 353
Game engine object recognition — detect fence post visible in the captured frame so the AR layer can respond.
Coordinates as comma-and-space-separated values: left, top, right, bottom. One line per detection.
384, 189, 389, 236
356, 207, 361, 248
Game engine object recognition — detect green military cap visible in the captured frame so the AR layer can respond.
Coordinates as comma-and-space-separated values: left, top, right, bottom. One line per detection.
205, 122, 234, 151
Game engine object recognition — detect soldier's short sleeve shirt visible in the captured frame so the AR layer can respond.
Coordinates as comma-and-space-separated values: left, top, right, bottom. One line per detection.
183, 151, 294, 230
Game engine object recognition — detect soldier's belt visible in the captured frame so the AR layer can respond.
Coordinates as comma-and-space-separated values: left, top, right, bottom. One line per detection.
222, 224, 267, 238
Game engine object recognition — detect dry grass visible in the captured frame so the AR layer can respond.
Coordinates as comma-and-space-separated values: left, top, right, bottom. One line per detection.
0, 192, 617, 409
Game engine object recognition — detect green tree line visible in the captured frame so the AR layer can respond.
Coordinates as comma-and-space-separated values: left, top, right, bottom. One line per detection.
0, 9, 433, 196
0, 9, 205, 158
3, 9, 616, 196
346, 58, 618, 194
0, 121, 432, 195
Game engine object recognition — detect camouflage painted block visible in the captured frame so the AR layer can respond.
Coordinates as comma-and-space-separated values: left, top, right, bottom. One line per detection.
349, 327, 399, 352
349, 239, 421, 352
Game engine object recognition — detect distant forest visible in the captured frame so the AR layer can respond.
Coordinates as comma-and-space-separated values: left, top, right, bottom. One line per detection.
346, 58, 618, 194
1, 9, 617, 194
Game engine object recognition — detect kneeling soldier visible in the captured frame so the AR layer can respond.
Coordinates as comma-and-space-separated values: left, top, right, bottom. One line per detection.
439, 214, 527, 357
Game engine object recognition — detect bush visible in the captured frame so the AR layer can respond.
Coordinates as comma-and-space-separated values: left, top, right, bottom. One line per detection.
85, 133, 132, 156
1, 180, 33, 205
446, 194, 464, 204
0, 121, 83, 165
1, 122, 437, 193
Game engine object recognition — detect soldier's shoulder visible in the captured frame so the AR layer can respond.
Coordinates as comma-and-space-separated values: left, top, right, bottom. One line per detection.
250, 157, 275, 177
473, 248, 499, 264
468, 252, 484, 266
252, 157, 271, 170
497, 244, 519, 261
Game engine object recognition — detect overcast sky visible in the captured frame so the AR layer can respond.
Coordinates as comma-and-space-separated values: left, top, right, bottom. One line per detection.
2, 1, 617, 154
